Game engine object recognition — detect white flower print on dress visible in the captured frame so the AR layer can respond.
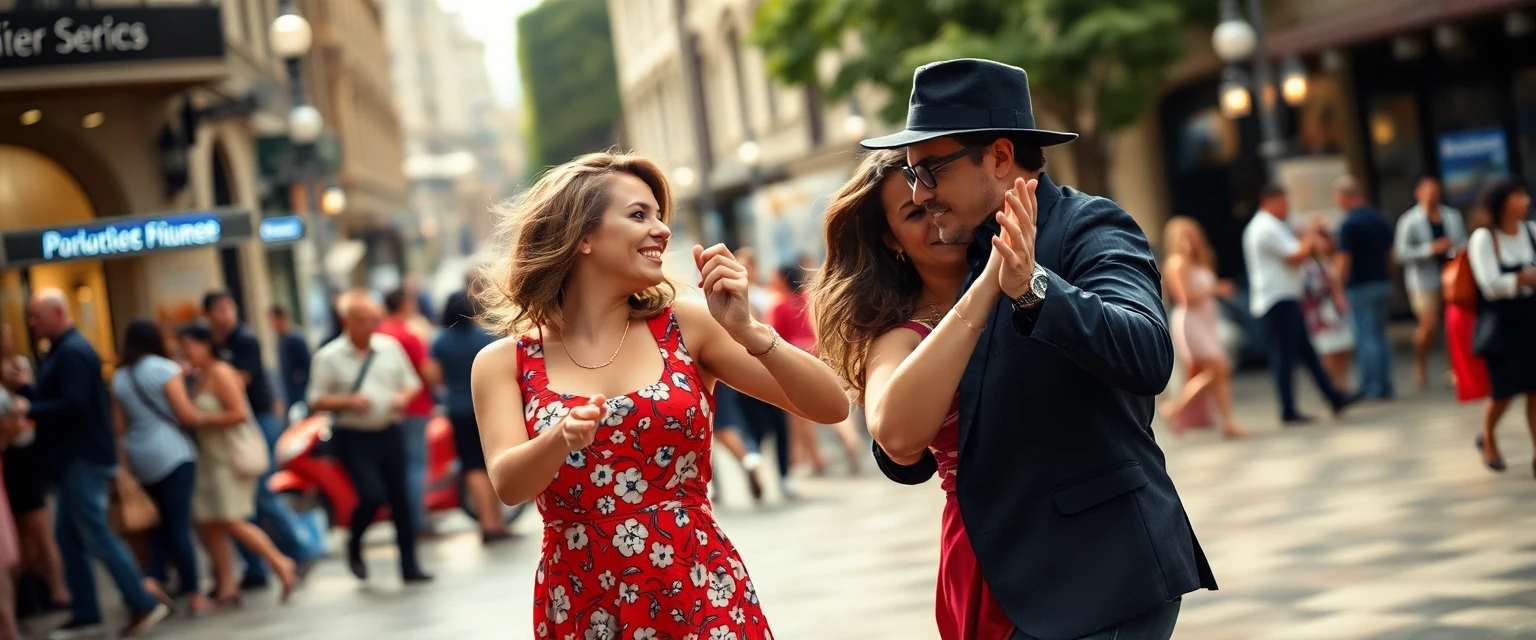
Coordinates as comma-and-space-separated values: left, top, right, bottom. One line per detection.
730, 606, 745, 625
637, 382, 671, 401
674, 508, 690, 528
585, 609, 617, 640
636, 417, 652, 431
590, 465, 614, 488
653, 446, 675, 468
565, 525, 589, 550
707, 568, 737, 607
598, 570, 616, 590
727, 557, 746, 580
603, 396, 636, 427
672, 346, 692, 366
525, 339, 544, 359
595, 495, 616, 515
525, 397, 540, 422
666, 451, 700, 489
609, 430, 627, 445
535, 402, 570, 434
669, 371, 692, 392
612, 519, 649, 557
614, 468, 648, 504
548, 585, 572, 624
695, 529, 709, 547
648, 542, 675, 569
538, 622, 549, 638
743, 580, 759, 605
566, 450, 587, 469
615, 582, 639, 605
633, 629, 657, 640
689, 562, 708, 587
708, 625, 738, 640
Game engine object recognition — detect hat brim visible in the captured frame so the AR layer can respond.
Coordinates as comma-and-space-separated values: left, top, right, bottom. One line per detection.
860, 127, 1078, 150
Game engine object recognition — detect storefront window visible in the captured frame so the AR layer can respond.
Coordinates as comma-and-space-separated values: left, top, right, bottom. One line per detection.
1365, 94, 1425, 217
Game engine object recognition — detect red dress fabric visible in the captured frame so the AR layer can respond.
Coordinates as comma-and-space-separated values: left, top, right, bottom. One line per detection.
518, 309, 773, 640
1446, 303, 1492, 403
900, 322, 1015, 640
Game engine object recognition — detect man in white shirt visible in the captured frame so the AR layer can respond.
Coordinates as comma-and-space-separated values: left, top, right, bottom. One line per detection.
1394, 175, 1467, 390
1242, 185, 1360, 424
307, 290, 432, 584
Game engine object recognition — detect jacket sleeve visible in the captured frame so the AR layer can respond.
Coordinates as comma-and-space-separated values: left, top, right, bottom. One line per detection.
25, 347, 90, 423
1009, 197, 1174, 396
872, 440, 936, 485
1395, 212, 1434, 264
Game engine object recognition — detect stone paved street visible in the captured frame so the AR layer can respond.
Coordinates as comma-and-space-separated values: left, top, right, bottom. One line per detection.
20, 353, 1536, 639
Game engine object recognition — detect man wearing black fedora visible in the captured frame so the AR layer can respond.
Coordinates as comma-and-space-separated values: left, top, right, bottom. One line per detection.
863, 58, 1216, 640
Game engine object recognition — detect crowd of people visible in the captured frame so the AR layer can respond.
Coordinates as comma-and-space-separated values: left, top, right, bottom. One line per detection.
1157, 170, 1536, 480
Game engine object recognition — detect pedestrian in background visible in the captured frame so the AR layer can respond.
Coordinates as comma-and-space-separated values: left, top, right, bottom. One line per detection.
1301, 228, 1355, 394
307, 290, 432, 584
0, 321, 70, 615
379, 289, 441, 537
1466, 179, 1536, 476
18, 290, 168, 637
269, 305, 312, 421
1395, 175, 1466, 391
110, 319, 214, 615
1332, 176, 1397, 400
1159, 216, 1246, 439
429, 291, 509, 543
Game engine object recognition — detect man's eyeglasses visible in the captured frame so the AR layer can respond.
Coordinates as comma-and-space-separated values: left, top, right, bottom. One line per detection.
902, 146, 985, 190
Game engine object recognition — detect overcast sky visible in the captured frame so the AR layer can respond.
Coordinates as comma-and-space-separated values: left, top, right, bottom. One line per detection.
435, 0, 546, 107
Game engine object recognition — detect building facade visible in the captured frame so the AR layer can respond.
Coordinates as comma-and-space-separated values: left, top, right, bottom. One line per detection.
607, 0, 887, 273
384, 0, 520, 290
0, 0, 301, 363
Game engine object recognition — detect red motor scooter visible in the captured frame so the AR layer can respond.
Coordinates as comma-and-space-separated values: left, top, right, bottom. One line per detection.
268, 408, 529, 533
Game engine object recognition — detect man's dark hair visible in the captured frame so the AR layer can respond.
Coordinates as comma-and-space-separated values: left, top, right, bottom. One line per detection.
202, 290, 234, 313
269, 304, 288, 319
953, 132, 1047, 172
1258, 184, 1287, 201
442, 291, 480, 329
178, 323, 217, 348
383, 289, 407, 315
119, 318, 169, 366
1415, 173, 1441, 189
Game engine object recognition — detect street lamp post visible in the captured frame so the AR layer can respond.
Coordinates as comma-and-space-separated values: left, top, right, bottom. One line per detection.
271, 1, 335, 288
1214, 0, 1286, 178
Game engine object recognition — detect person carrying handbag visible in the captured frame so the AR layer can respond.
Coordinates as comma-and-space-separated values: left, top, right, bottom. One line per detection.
306, 290, 432, 584
175, 324, 296, 606
1465, 179, 1536, 477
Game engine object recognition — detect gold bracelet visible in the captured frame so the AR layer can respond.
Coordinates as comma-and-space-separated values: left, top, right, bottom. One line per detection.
748, 327, 781, 357
951, 308, 984, 331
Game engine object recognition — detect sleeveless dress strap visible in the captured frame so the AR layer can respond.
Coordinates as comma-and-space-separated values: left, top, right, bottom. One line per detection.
898, 320, 934, 339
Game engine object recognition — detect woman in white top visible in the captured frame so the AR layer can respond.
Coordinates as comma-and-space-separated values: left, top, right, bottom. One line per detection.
1466, 179, 1536, 476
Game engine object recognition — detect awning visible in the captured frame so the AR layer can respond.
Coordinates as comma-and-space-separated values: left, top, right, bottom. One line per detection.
1266, 0, 1530, 57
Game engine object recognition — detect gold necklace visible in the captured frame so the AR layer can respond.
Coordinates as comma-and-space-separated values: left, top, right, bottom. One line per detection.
914, 302, 946, 326
561, 320, 631, 370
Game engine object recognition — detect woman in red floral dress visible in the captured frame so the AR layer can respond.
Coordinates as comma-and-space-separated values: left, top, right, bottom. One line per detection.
471, 153, 851, 640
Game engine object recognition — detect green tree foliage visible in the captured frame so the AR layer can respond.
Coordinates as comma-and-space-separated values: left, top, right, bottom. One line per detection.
517, 0, 623, 175
754, 0, 1216, 195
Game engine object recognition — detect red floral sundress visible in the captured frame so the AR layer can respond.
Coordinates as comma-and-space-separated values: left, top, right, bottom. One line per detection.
517, 309, 774, 640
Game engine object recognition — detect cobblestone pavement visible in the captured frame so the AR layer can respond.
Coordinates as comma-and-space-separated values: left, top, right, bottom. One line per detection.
21, 353, 1536, 639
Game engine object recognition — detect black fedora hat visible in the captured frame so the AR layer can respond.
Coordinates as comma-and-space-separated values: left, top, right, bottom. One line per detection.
861, 58, 1077, 150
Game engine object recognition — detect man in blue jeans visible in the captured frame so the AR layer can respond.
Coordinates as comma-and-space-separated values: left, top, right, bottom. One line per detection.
205, 291, 318, 589
1333, 177, 1398, 399
18, 290, 168, 637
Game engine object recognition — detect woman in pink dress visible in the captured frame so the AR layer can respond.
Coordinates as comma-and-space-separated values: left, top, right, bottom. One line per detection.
1159, 217, 1246, 439
471, 152, 850, 639
810, 150, 1015, 639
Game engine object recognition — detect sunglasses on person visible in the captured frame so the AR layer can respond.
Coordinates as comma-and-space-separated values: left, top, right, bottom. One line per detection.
902, 146, 986, 190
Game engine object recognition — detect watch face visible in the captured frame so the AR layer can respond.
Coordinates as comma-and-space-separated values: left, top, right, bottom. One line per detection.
1032, 273, 1049, 295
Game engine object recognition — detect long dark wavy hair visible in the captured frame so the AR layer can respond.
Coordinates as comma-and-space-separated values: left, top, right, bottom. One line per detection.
807, 150, 921, 404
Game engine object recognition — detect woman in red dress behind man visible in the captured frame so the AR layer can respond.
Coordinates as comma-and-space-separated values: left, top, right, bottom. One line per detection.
810, 150, 1015, 639
470, 152, 850, 639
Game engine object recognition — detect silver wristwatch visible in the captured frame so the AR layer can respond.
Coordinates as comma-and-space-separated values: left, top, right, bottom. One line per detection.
1012, 264, 1050, 310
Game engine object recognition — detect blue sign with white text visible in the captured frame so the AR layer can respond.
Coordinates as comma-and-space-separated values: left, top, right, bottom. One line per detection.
259, 216, 305, 243
0, 208, 256, 267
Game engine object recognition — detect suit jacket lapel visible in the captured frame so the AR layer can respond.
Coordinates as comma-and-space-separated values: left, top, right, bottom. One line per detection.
956, 173, 1064, 454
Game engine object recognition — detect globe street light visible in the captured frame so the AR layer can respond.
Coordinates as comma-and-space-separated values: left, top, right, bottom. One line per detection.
737, 139, 761, 167
289, 104, 323, 144
321, 185, 347, 216
1212, 18, 1257, 64
269, 13, 313, 59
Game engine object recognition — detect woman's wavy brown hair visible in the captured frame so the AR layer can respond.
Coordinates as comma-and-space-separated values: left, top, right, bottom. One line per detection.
477, 151, 675, 336
807, 149, 919, 404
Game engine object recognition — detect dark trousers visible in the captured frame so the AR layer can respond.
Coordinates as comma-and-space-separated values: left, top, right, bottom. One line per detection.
1011, 599, 1181, 640
331, 425, 421, 574
738, 393, 790, 480
1263, 300, 1346, 420
234, 411, 316, 584
143, 462, 201, 597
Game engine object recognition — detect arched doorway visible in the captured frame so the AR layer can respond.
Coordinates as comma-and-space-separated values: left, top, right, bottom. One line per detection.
0, 144, 117, 361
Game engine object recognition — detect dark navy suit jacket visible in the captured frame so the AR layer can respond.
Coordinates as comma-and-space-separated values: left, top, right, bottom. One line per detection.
21, 327, 116, 477
876, 174, 1217, 640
